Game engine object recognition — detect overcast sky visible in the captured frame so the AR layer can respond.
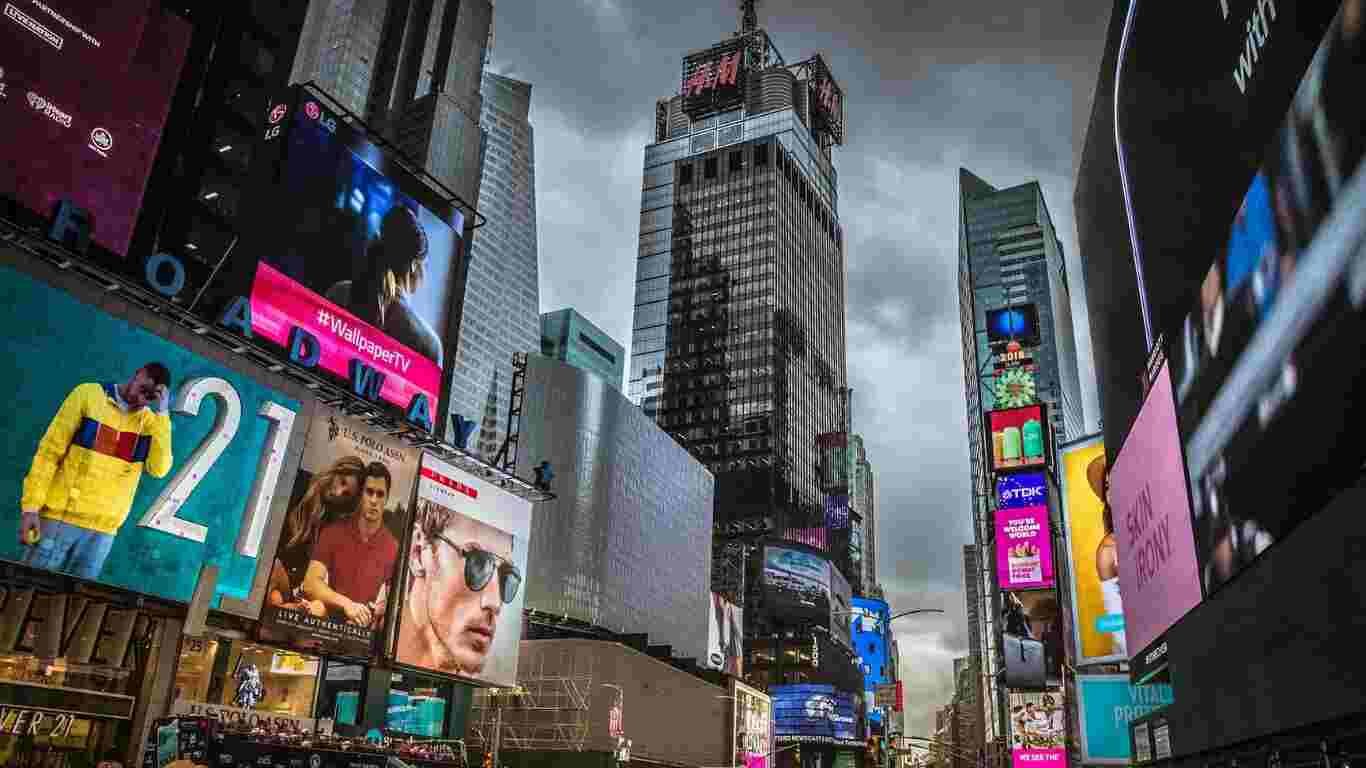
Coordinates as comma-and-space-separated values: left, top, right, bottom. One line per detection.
488, 0, 1110, 738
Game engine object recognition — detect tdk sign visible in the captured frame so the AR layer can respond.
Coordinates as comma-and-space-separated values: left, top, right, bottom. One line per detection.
997, 471, 1047, 509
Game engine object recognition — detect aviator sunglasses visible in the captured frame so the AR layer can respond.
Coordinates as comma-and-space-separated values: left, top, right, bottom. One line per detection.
432, 534, 521, 603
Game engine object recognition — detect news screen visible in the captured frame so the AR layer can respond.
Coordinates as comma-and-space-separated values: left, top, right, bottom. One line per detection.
0, 0, 191, 255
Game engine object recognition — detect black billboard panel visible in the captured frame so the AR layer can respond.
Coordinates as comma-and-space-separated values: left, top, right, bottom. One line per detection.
1165, 4, 1366, 597
681, 39, 746, 119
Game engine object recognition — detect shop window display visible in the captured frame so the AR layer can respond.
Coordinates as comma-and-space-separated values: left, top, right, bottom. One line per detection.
173, 638, 320, 725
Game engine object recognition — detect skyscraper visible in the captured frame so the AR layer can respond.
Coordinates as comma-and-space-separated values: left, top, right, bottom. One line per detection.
290, 0, 491, 205
541, 308, 626, 389
850, 434, 877, 590
447, 72, 541, 459
957, 168, 1083, 747
626, 9, 856, 704
962, 545, 990, 760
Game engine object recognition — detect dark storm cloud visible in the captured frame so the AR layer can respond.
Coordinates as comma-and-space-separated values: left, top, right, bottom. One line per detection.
490, 0, 1110, 736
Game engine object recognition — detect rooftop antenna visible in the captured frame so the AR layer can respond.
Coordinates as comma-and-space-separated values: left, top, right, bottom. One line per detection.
739, 0, 759, 34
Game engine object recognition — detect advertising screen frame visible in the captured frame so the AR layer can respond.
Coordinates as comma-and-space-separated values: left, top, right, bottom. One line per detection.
1075, 675, 1174, 765
0, 0, 192, 259
850, 597, 889, 726
257, 405, 419, 659
762, 544, 831, 624
732, 679, 773, 768
0, 264, 304, 616
391, 452, 533, 688
1109, 361, 1202, 668
1007, 688, 1066, 768
1059, 435, 1128, 664
229, 85, 467, 426
985, 403, 1051, 474
771, 683, 861, 746
986, 304, 1042, 348
708, 591, 744, 676
995, 472, 1055, 592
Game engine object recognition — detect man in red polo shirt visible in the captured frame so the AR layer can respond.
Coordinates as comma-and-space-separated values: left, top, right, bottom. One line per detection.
303, 461, 399, 627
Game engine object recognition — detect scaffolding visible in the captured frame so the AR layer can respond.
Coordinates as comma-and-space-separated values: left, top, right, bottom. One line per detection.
467, 645, 599, 753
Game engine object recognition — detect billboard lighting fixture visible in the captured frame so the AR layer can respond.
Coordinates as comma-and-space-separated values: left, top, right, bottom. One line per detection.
184, 242, 198, 250
203, 191, 219, 200
217, 144, 232, 153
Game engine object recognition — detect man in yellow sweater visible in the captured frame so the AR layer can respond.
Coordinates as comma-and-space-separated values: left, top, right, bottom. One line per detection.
18, 363, 174, 580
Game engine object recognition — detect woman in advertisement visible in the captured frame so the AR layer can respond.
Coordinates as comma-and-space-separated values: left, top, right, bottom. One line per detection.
267, 455, 366, 614
325, 205, 444, 367
397, 499, 522, 679
1089, 455, 1127, 657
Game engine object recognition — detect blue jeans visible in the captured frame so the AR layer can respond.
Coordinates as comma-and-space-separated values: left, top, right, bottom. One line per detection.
22, 518, 115, 580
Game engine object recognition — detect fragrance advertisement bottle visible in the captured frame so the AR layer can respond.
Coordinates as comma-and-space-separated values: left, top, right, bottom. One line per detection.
1022, 418, 1044, 461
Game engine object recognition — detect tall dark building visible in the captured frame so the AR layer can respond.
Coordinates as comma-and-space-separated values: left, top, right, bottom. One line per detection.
627, 16, 849, 580
626, 9, 861, 766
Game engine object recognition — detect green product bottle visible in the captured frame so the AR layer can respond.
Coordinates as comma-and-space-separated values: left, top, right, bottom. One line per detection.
1022, 418, 1044, 460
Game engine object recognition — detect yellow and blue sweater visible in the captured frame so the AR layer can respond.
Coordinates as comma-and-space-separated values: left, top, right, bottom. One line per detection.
21, 383, 173, 535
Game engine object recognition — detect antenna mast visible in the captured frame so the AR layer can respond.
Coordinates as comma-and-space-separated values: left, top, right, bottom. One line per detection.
739, 0, 759, 34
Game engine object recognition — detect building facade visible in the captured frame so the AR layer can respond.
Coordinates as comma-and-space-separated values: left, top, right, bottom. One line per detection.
956, 169, 1083, 749
290, 0, 491, 206
850, 433, 877, 590
448, 72, 541, 459
515, 355, 714, 661
542, 308, 626, 390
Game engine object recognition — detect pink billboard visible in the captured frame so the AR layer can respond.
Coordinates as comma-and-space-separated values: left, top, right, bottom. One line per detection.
1012, 748, 1066, 768
250, 262, 442, 411
1109, 361, 1201, 658
995, 472, 1054, 591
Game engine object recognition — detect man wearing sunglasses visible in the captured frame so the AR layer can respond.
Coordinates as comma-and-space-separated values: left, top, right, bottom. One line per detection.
397, 500, 522, 677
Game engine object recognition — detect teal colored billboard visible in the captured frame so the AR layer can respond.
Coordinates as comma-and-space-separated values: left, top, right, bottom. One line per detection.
0, 265, 301, 611
1075, 675, 1173, 764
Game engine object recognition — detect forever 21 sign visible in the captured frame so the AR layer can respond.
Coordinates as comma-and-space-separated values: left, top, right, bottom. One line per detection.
0, 706, 86, 739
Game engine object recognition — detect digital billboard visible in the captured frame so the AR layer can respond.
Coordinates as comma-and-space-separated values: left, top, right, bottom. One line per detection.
995, 472, 1054, 591
816, 433, 850, 492
1110, 362, 1201, 663
1075, 676, 1173, 765
708, 592, 744, 676
772, 684, 859, 745
1008, 689, 1066, 768
1060, 437, 1128, 663
240, 90, 465, 418
0, 266, 301, 611
1167, 2, 1366, 597
986, 404, 1048, 473
850, 597, 889, 727
763, 545, 830, 623
259, 406, 418, 658
394, 453, 532, 688
0, 0, 191, 257
732, 681, 772, 768
987, 305, 1041, 347
1003, 591, 1064, 687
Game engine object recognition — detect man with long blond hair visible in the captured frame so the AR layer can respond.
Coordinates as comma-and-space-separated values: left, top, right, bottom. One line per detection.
267, 455, 365, 614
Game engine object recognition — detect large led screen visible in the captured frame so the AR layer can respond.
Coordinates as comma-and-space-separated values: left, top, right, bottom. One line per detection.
986, 404, 1048, 473
995, 472, 1054, 591
244, 93, 465, 416
850, 597, 889, 727
763, 546, 830, 623
0, 266, 301, 610
0, 0, 190, 256
394, 453, 532, 688
987, 304, 1041, 347
259, 406, 418, 658
1110, 362, 1201, 661
1168, 2, 1366, 596
1075, 676, 1173, 765
1009, 689, 1066, 768
1061, 437, 1128, 663
772, 684, 859, 745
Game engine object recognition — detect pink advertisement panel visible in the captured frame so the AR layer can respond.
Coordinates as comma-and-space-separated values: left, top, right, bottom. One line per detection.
1012, 748, 1066, 768
1110, 361, 1201, 656
250, 262, 442, 411
995, 472, 1054, 591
